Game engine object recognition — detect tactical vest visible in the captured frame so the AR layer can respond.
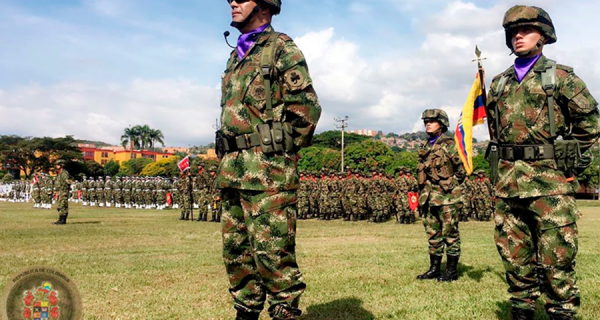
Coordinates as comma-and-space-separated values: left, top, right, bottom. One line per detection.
418, 136, 457, 192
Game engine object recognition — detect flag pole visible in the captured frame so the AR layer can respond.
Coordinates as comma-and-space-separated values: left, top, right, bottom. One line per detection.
472, 46, 491, 139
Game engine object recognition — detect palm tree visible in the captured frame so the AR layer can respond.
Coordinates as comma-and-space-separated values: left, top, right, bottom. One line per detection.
138, 125, 152, 150
121, 126, 141, 157
148, 129, 165, 151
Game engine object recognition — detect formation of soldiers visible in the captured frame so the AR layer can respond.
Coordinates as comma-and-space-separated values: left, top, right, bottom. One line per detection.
298, 167, 420, 223
0, 180, 30, 203
3, 166, 497, 224
460, 170, 495, 221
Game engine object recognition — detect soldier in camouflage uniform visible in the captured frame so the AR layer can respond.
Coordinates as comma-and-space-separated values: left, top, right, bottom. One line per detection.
472, 170, 493, 221
217, 0, 321, 318
207, 166, 221, 222
32, 174, 41, 208
416, 109, 466, 282
460, 175, 474, 221
486, 6, 600, 319
53, 161, 70, 225
393, 167, 409, 224
195, 164, 211, 221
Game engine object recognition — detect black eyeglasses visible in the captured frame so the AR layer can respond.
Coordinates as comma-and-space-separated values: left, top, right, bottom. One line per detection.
227, 0, 252, 4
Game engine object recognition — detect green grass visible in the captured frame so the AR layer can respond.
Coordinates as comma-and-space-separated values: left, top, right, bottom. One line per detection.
1, 202, 600, 320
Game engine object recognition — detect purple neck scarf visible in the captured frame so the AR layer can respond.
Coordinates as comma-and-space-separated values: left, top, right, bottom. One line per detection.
514, 54, 542, 83
236, 23, 269, 60
428, 134, 442, 146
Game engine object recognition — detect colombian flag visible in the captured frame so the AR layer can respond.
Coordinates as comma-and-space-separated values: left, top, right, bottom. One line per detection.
454, 73, 486, 175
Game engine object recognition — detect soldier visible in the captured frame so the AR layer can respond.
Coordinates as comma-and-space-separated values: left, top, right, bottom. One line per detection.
207, 166, 221, 222
216, 0, 321, 318
53, 161, 70, 225
416, 109, 466, 282
195, 163, 211, 221
486, 6, 599, 319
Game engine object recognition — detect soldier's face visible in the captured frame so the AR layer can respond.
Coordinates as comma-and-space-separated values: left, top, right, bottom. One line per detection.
230, 0, 257, 24
424, 120, 441, 134
511, 27, 543, 55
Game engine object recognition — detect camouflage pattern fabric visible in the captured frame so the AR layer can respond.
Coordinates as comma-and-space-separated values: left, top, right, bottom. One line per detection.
487, 54, 599, 317
218, 24, 319, 316
221, 189, 304, 315
56, 170, 70, 219
494, 195, 579, 316
487, 55, 599, 199
417, 135, 466, 207
422, 202, 462, 257
216, 25, 321, 192
417, 135, 464, 257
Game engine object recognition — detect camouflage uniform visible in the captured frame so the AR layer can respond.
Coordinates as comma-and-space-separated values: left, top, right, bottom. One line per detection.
486, 5, 600, 318
54, 166, 70, 224
417, 109, 466, 282
217, 14, 321, 318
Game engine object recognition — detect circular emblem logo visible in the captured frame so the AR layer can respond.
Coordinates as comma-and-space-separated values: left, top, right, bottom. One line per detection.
1, 266, 82, 320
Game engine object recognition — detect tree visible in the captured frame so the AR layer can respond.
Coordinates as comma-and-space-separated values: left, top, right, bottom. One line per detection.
118, 158, 153, 176
83, 160, 104, 178
103, 160, 120, 176
0, 135, 82, 179
140, 156, 181, 177
344, 140, 394, 173
298, 146, 341, 173
148, 129, 165, 151
121, 126, 141, 153
311, 131, 370, 149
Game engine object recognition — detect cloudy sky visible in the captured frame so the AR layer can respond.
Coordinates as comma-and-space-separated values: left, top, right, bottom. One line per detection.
1, 0, 599, 146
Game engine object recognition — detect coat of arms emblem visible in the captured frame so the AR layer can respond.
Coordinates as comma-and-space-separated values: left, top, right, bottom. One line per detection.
22, 282, 59, 319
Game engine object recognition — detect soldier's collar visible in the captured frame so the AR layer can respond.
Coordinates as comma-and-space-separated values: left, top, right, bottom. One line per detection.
531, 54, 549, 73
253, 25, 275, 46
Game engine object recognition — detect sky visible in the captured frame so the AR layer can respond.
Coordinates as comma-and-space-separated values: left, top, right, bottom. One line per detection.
1, 0, 599, 146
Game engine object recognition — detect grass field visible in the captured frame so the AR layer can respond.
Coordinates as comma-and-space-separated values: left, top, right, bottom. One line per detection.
1, 202, 599, 320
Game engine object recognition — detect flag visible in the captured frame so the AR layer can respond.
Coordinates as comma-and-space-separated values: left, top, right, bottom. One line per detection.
454, 72, 486, 175
166, 193, 172, 206
408, 192, 419, 211
178, 156, 190, 172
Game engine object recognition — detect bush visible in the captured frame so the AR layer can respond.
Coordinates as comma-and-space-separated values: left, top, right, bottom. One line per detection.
103, 160, 120, 176
118, 158, 154, 176
140, 156, 181, 177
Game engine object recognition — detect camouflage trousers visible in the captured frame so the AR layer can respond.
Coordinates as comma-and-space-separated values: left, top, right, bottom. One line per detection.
221, 188, 305, 314
495, 195, 580, 317
57, 195, 68, 219
421, 203, 461, 257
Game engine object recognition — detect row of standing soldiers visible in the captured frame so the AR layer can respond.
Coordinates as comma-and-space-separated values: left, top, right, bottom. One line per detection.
461, 170, 495, 221
298, 167, 420, 223
65, 165, 222, 222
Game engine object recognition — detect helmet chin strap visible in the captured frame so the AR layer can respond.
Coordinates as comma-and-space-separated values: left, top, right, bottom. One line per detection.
230, 6, 260, 30
513, 36, 545, 57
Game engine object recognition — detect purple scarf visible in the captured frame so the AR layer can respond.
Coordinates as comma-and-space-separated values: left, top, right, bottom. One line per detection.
428, 134, 442, 147
514, 54, 542, 83
236, 23, 269, 60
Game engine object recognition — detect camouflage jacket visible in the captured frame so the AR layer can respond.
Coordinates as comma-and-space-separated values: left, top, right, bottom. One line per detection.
417, 135, 465, 206
56, 170, 70, 196
216, 25, 322, 191
487, 55, 600, 198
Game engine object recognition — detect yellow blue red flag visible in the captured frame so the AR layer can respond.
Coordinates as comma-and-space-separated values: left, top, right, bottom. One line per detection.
454, 73, 486, 175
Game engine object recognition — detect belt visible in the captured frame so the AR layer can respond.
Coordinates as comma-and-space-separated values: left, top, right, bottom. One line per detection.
221, 133, 262, 152
499, 145, 554, 161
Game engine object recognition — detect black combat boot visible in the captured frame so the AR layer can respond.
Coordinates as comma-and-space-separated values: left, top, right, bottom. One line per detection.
511, 307, 534, 320
438, 255, 459, 282
235, 310, 260, 320
417, 254, 442, 280
52, 216, 67, 225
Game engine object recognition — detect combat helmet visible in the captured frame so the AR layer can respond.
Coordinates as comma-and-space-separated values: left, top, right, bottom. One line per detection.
421, 109, 449, 133
502, 5, 556, 55
227, 0, 281, 15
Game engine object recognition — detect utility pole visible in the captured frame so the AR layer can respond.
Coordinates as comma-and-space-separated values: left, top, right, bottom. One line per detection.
334, 116, 349, 173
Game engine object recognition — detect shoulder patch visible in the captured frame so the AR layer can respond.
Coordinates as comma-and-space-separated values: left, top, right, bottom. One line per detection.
284, 68, 306, 91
